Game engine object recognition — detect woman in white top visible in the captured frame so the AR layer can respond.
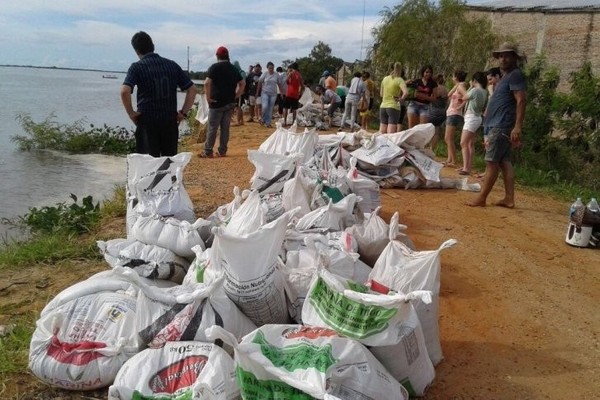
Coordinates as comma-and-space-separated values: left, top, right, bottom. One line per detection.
257, 61, 284, 128
458, 71, 488, 175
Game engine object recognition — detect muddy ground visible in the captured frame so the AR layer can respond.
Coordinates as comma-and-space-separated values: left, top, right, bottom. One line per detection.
1, 121, 598, 399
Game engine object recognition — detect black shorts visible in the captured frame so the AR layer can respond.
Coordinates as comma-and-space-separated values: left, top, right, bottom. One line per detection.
283, 96, 300, 111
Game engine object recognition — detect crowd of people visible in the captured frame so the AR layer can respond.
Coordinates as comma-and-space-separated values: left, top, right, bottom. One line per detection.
120, 32, 526, 208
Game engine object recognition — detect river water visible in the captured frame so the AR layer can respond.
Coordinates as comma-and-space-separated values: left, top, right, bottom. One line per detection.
0, 66, 187, 242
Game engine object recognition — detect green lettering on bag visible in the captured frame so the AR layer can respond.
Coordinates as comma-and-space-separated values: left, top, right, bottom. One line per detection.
236, 367, 316, 399
195, 266, 205, 283
308, 277, 397, 339
252, 330, 336, 373
132, 388, 193, 400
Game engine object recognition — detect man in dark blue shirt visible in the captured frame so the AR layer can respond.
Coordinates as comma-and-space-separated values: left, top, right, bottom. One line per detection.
121, 31, 197, 157
467, 42, 527, 208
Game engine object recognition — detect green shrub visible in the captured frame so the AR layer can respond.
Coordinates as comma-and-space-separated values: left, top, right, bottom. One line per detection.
12, 113, 135, 155
18, 194, 101, 236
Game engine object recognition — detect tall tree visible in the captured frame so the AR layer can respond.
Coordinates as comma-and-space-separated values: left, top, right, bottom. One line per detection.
294, 41, 344, 86
370, 0, 499, 79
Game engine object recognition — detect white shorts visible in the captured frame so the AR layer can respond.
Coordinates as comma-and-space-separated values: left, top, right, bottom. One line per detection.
249, 96, 257, 106
463, 113, 482, 133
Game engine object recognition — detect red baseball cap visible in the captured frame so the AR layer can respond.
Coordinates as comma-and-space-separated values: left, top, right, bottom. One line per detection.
216, 46, 229, 58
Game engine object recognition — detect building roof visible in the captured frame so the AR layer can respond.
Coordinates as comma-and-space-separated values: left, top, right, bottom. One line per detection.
468, 0, 600, 12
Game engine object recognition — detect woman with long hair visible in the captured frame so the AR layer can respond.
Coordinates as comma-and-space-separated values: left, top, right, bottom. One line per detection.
406, 65, 438, 128
379, 62, 408, 133
458, 71, 488, 175
444, 70, 467, 166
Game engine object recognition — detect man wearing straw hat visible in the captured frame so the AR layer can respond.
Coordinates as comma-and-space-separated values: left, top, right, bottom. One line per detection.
467, 42, 527, 208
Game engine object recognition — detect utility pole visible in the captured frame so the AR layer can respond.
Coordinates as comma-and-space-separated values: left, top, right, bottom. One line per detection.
187, 46, 190, 73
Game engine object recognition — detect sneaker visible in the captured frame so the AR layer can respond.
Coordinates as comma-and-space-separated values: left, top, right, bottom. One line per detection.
265, 124, 272, 128
215, 151, 226, 157
198, 151, 213, 158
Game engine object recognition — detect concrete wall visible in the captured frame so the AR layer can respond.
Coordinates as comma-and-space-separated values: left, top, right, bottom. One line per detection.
467, 9, 599, 91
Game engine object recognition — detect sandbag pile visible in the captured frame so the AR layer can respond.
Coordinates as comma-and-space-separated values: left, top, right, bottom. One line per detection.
29, 126, 458, 398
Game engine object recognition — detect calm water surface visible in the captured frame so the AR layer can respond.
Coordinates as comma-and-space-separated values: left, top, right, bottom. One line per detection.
0, 66, 187, 242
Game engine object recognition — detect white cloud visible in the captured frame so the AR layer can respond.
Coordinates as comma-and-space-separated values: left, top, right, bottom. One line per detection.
0, 0, 397, 71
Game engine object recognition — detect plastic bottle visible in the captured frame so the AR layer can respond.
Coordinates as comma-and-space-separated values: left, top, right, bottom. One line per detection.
586, 197, 599, 214
569, 197, 584, 217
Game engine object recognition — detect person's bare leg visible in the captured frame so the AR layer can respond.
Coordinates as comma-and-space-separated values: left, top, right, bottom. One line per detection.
460, 130, 474, 172
495, 160, 515, 208
387, 124, 397, 134
445, 124, 457, 165
379, 123, 388, 133
407, 113, 419, 129
466, 161, 499, 206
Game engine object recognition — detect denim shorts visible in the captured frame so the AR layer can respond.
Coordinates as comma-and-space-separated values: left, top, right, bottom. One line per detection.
407, 102, 429, 118
446, 114, 464, 127
379, 107, 402, 125
485, 127, 512, 163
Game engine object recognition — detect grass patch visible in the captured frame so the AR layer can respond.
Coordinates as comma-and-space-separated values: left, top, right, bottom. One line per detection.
0, 313, 36, 376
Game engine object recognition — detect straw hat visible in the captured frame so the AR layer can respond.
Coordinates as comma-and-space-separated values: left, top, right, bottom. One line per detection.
492, 42, 524, 59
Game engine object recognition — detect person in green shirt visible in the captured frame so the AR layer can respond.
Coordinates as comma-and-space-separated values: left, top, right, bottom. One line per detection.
378, 62, 408, 133
458, 71, 488, 175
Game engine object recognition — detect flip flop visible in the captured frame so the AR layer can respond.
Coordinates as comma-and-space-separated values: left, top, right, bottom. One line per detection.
458, 169, 470, 175
198, 152, 213, 158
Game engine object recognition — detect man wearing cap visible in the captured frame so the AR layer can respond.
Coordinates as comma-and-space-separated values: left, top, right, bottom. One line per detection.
467, 42, 527, 208
200, 46, 246, 158
121, 31, 197, 157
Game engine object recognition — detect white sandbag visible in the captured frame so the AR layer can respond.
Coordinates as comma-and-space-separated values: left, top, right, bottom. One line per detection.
130, 214, 209, 259
260, 191, 285, 222
207, 325, 409, 400
347, 157, 381, 214
248, 150, 302, 194
182, 246, 222, 287
212, 209, 297, 326
369, 216, 457, 366
108, 341, 239, 400
282, 171, 312, 217
349, 210, 413, 268
282, 236, 371, 323
258, 126, 319, 164
387, 123, 435, 150
98, 238, 190, 284
405, 149, 443, 182
351, 133, 404, 166
195, 93, 210, 125
224, 189, 267, 235
29, 282, 140, 390
112, 267, 256, 348
126, 153, 196, 235
302, 268, 435, 397
207, 186, 249, 227
296, 194, 359, 233
425, 177, 482, 192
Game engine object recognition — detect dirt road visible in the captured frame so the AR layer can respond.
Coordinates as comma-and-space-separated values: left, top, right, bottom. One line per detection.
1, 122, 598, 399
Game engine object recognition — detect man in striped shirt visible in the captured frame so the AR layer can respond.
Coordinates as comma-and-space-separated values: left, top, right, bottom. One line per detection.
121, 31, 197, 157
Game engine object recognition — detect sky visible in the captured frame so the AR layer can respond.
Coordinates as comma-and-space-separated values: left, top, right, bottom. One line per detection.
0, 0, 489, 73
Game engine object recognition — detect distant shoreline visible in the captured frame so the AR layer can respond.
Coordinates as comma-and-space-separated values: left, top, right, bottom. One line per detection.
0, 64, 125, 74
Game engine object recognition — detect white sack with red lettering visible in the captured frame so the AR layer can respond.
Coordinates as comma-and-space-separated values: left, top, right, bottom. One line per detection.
29, 280, 140, 390
108, 341, 239, 400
